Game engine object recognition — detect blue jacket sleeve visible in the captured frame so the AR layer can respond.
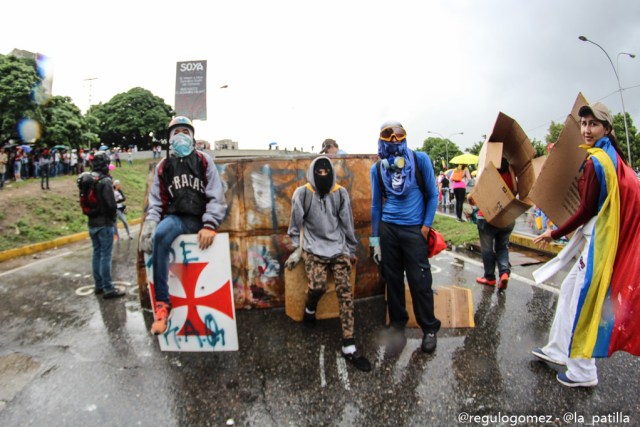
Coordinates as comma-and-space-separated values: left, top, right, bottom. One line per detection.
417, 152, 439, 227
370, 163, 383, 237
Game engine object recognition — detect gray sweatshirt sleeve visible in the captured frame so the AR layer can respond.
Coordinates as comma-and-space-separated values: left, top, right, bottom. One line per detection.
338, 188, 358, 256
287, 186, 306, 248
202, 154, 228, 229
145, 159, 164, 224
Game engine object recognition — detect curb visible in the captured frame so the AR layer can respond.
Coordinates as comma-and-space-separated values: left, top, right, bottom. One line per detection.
509, 232, 564, 256
0, 218, 142, 263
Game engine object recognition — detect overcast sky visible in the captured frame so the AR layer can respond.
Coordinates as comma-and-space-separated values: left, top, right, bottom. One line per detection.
2, 0, 639, 153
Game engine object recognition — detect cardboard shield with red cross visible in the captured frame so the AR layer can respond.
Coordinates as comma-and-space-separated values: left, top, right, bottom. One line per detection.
145, 233, 238, 351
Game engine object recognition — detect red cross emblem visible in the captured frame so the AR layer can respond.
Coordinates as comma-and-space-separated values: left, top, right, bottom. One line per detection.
150, 262, 234, 336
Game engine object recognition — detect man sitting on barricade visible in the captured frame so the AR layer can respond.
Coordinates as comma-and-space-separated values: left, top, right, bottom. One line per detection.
139, 116, 227, 335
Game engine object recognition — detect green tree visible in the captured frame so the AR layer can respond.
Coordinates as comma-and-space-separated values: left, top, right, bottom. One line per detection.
38, 96, 91, 148
468, 139, 484, 155
612, 112, 638, 167
545, 121, 564, 144
417, 137, 462, 171
531, 138, 546, 157
90, 87, 173, 150
0, 54, 40, 143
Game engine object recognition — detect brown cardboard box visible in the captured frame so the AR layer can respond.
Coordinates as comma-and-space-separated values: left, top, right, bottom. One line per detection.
528, 93, 589, 226
470, 112, 539, 228
284, 262, 356, 321
387, 285, 475, 329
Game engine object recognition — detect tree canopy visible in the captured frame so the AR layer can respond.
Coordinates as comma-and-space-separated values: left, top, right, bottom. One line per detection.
89, 87, 173, 150
416, 137, 463, 171
0, 54, 40, 144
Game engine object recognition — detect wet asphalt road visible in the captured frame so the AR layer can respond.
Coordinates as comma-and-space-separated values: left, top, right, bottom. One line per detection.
1, 229, 640, 427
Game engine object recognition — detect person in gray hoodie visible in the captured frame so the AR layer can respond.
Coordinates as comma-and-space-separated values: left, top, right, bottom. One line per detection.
286, 156, 371, 372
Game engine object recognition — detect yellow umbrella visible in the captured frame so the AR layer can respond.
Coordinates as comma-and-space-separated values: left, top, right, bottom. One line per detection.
449, 153, 479, 165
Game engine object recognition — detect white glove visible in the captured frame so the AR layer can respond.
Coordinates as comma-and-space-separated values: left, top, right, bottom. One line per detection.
372, 246, 382, 265
139, 220, 157, 254
369, 236, 382, 265
285, 247, 303, 270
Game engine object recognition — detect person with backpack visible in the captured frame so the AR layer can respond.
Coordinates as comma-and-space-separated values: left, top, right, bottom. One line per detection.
285, 156, 371, 372
438, 171, 450, 208
81, 151, 125, 299
451, 164, 471, 221
139, 116, 227, 335
113, 179, 132, 240
369, 120, 441, 354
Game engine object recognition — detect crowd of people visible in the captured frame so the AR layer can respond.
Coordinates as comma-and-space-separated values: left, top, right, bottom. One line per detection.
0, 145, 135, 190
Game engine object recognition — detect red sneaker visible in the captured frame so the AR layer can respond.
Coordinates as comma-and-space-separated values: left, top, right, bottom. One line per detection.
150, 301, 171, 335
499, 272, 509, 291
476, 276, 496, 286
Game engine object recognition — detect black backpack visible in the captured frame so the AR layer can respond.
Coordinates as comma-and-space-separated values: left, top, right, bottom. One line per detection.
77, 172, 102, 216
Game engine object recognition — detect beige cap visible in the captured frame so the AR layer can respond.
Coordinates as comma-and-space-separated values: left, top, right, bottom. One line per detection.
320, 139, 337, 154
578, 102, 613, 126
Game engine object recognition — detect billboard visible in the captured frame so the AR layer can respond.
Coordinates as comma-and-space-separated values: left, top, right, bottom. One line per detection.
175, 60, 207, 120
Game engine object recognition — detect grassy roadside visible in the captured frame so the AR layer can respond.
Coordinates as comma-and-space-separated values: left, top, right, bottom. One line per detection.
0, 161, 151, 252
432, 214, 479, 247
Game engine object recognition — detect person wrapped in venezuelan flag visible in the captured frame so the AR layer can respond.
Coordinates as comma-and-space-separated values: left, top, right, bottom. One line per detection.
532, 101, 640, 387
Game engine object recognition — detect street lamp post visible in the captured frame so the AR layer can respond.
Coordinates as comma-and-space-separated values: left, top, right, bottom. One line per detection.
427, 131, 464, 168
579, 36, 636, 165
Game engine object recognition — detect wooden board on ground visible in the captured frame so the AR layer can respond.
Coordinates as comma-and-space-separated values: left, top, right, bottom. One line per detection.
387, 285, 475, 329
145, 233, 238, 352
285, 262, 356, 321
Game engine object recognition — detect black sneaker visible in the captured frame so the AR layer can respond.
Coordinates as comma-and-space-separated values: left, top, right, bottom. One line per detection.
302, 309, 316, 328
342, 351, 372, 372
94, 288, 104, 295
103, 288, 126, 299
421, 333, 437, 353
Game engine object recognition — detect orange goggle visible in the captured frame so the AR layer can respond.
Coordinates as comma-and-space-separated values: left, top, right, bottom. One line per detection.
379, 126, 407, 142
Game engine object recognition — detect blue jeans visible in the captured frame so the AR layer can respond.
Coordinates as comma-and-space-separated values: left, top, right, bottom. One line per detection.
380, 222, 441, 334
89, 226, 115, 292
477, 218, 514, 281
152, 215, 203, 303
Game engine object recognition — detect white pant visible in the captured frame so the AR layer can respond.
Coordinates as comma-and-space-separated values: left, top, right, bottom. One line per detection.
542, 228, 598, 382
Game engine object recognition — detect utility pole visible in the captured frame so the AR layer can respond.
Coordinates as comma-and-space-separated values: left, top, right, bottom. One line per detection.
83, 77, 98, 112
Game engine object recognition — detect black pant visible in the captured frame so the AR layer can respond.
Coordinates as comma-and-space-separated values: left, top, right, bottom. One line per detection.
454, 188, 466, 220
380, 221, 441, 334
40, 166, 49, 189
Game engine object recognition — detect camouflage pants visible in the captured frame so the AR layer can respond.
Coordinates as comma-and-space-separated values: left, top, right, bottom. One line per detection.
303, 252, 354, 339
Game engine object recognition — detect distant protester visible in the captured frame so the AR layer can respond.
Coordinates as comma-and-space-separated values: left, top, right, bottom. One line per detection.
113, 179, 132, 240
319, 139, 347, 156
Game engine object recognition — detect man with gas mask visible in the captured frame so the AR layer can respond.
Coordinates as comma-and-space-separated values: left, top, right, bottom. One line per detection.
140, 116, 228, 335
369, 121, 441, 354
286, 156, 371, 372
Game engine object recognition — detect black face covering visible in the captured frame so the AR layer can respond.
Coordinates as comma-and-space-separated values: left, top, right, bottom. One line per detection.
314, 158, 333, 196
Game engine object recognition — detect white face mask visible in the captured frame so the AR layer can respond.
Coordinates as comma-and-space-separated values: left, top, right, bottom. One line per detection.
169, 133, 194, 157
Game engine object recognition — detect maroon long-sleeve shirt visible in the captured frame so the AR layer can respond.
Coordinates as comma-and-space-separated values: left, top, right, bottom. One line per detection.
551, 159, 600, 240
